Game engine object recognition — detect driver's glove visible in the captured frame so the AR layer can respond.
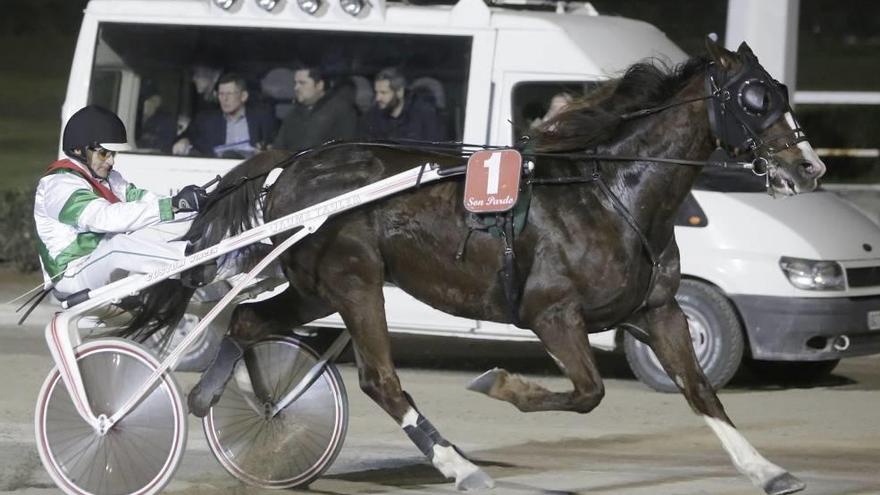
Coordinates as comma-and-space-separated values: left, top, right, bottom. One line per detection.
172, 185, 208, 212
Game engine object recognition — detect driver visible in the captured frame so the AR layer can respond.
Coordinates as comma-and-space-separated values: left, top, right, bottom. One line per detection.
34, 105, 209, 297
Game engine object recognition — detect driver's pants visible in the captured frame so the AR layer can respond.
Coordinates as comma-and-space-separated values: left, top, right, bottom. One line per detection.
53, 227, 188, 298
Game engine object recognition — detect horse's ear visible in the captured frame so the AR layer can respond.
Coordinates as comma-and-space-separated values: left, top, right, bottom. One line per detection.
736, 41, 755, 57
705, 33, 735, 70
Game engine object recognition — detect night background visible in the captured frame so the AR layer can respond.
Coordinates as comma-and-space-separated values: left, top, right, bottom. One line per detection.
0, 0, 878, 269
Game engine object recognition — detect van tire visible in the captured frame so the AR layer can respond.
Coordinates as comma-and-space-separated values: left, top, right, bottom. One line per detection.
623, 280, 744, 393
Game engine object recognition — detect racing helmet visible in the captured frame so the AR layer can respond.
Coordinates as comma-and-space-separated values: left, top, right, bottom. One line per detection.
62, 105, 131, 157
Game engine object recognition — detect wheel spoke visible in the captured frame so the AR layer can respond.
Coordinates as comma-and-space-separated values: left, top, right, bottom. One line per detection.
204, 337, 348, 488
37, 340, 185, 495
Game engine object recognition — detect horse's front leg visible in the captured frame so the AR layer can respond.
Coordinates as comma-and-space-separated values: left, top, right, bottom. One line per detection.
468, 301, 605, 413
637, 301, 805, 495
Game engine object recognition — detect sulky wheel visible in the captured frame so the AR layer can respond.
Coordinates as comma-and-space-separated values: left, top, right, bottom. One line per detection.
203, 335, 349, 489
35, 338, 187, 495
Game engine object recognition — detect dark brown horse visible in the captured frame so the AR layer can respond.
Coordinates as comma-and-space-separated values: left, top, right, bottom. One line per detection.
123, 40, 824, 493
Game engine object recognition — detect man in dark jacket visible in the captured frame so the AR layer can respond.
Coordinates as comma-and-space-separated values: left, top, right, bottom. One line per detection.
273, 66, 357, 152
173, 73, 276, 158
361, 67, 445, 142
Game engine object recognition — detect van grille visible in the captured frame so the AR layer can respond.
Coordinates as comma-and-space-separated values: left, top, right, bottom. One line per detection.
846, 266, 880, 288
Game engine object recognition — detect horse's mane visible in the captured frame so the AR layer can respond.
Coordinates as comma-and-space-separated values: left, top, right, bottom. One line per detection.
534, 56, 710, 152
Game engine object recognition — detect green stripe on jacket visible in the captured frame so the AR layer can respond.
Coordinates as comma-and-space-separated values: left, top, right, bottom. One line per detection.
125, 183, 148, 201
58, 189, 100, 227
37, 232, 104, 279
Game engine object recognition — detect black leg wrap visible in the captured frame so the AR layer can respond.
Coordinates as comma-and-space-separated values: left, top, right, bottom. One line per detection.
402, 392, 450, 459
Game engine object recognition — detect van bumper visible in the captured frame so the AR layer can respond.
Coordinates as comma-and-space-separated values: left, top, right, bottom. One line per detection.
730, 294, 880, 361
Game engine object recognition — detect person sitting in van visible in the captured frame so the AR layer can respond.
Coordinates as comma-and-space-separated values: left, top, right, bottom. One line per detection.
191, 65, 221, 114
530, 91, 574, 130
136, 79, 177, 154
360, 67, 445, 142
172, 73, 276, 158
272, 65, 357, 152
35, 105, 209, 298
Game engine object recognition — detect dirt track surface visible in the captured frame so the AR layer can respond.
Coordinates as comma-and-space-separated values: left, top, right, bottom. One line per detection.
1, 270, 878, 495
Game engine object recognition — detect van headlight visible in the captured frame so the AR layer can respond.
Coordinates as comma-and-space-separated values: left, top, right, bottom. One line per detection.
779, 257, 845, 290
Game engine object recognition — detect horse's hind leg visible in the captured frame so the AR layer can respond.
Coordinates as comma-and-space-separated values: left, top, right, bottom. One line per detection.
316, 246, 493, 490
468, 302, 605, 413
639, 302, 804, 495
187, 286, 331, 417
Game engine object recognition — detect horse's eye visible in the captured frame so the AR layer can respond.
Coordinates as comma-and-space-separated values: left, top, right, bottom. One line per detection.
739, 80, 770, 115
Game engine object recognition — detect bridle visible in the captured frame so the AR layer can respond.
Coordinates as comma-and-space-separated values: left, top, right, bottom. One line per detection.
703, 49, 808, 182
518, 51, 808, 182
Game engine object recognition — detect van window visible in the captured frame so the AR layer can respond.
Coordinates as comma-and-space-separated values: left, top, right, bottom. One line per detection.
511, 81, 601, 139
89, 22, 472, 157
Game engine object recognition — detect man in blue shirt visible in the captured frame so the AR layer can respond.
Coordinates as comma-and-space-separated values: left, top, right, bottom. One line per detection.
173, 73, 276, 158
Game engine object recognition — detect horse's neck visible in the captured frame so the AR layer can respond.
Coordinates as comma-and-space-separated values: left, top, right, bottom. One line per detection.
600, 78, 712, 239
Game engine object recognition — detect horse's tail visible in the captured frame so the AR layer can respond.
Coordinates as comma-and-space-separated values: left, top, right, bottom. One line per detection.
113, 149, 297, 345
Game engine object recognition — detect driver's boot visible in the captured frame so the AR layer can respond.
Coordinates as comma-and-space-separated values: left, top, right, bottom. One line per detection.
187, 336, 243, 417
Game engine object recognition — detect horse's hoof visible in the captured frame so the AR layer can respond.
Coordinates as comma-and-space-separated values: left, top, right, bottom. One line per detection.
763, 472, 806, 495
187, 337, 243, 417
466, 368, 506, 396
456, 468, 495, 491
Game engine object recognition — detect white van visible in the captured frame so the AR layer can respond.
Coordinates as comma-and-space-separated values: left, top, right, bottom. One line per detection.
62, 0, 880, 390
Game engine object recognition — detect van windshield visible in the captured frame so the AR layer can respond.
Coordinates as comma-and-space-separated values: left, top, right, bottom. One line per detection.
90, 22, 471, 158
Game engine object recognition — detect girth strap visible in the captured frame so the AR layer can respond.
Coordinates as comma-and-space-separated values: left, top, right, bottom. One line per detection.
454, 211, 525, 328
498, 210, 523, 327
455, 190, 531, 328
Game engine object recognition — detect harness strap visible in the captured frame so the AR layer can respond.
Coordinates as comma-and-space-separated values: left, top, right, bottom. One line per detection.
524, 152, 750, 169
498, 210, 523, 328
618, 92, 718, 121
46, 160, 121, 203
594, 172, 664, 313
454, 228, 474, 261
530, 163, 663, 313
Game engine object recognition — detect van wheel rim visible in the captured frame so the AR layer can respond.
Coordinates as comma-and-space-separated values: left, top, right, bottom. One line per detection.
646, 305, 713, 371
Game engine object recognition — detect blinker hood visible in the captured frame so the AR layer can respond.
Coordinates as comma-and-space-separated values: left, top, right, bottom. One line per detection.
706, 43, 791, 153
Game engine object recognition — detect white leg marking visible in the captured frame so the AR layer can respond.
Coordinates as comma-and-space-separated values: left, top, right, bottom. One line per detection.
401, 407, 419, 428
704, 416, 785, 488
432, 444, 484, 486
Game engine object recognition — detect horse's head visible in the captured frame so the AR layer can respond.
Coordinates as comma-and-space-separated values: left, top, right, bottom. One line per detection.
705, 38, 825, 195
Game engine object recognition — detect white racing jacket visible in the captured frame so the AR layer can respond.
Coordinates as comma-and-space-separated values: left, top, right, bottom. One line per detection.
34, 159, 175, 288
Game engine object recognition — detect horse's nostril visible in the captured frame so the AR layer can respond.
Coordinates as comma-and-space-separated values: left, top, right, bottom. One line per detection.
800, 161, 821, 178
